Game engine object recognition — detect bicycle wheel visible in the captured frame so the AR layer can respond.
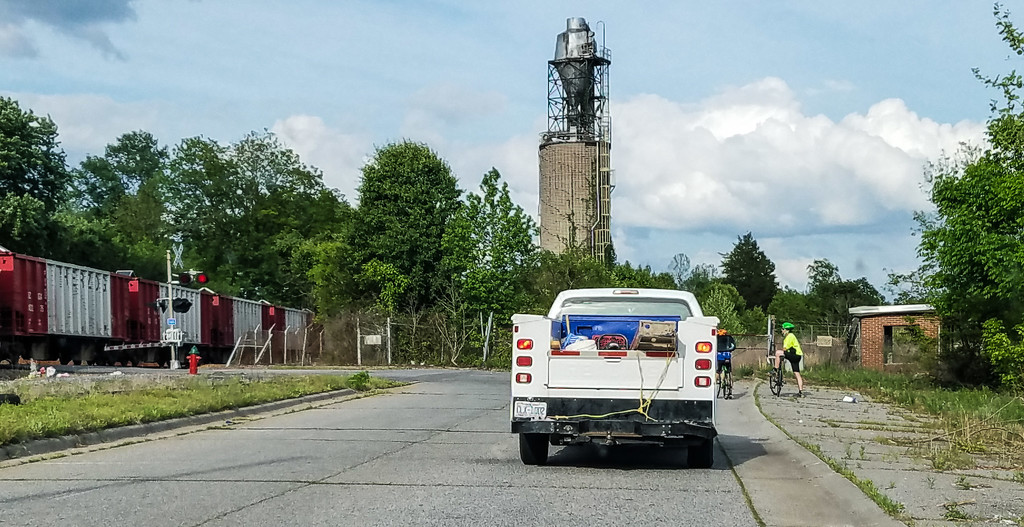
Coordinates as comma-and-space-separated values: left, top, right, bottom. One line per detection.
725, 370, 733, 399
769, 367, 783, 396
717, 373, 726, 399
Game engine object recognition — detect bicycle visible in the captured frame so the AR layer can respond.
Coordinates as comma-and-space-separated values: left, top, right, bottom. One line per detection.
717, 361, 733, 399
767, 355, 785, 396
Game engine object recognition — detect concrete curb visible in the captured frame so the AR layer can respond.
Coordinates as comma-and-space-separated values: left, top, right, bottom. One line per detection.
0, 388, 357, 462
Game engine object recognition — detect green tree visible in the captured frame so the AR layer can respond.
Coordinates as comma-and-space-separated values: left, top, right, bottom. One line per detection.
0, 194, 48, 253
0, 97, 70, 213
526, 248, 613, 313
69, 131, 171, 279
611, 261, 677, 289
0, 97, 72, 255
678, 263, 719, 299
352, 141, 462, 308
441, 168, 537, 320
768, 287, 817, 326
805, 259, 885, 326
167, 132, 349, 305
720, 232, 778, 310
699, 282, 745, 332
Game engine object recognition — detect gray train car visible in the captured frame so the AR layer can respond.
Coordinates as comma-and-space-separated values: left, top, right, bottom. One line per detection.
46, 260, 112, 339
232, 297, 263, 344
45, 260, 112, 363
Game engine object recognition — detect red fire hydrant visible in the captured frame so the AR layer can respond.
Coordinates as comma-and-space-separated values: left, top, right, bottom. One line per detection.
187, 347, 201, 375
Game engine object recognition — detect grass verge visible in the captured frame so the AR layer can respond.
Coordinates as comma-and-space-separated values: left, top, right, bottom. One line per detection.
0, 372, 401, 447
753, 382, 909, 523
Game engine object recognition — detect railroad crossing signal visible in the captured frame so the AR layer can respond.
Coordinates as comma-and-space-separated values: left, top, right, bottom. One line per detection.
178, 270, 208, 286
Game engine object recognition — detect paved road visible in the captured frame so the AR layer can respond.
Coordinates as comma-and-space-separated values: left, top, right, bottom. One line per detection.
0, 369, 758, 527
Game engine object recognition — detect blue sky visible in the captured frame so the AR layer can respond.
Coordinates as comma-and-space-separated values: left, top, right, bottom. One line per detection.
1, 1, 1014, 295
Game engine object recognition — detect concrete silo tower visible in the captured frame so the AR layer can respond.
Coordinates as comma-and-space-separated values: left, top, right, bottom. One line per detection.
538, 17, 613, 261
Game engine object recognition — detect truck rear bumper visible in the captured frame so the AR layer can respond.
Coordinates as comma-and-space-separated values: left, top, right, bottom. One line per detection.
511, 396, 715, 442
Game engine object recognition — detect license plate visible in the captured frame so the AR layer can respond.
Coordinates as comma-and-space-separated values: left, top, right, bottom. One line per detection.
513, 401, 547, 420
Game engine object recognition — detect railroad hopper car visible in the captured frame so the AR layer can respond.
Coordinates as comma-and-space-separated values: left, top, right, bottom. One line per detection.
0, 249, 313, 366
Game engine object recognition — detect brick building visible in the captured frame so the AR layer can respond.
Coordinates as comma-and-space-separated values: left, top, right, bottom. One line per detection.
849, 305, 940, 370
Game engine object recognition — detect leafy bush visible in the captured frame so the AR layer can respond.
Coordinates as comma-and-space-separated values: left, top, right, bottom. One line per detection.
980, 319, 1024, 389
347, 371, 371, 391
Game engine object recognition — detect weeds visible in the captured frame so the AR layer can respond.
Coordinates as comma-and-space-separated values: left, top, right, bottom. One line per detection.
943, 502, 972, 521
930, 447, 976, 471
927, 476, 936, 489
955, 475, 974, 490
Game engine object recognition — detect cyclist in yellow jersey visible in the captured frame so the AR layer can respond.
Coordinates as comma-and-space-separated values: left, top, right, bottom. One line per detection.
774, 322, 805, 396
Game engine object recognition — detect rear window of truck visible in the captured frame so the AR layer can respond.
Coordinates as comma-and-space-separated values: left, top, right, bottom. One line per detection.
556, 298, 693, 318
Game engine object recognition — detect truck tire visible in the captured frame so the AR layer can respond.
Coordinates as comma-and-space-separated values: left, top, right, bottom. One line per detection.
688, 438, 714, 468
519, 433, 549, 465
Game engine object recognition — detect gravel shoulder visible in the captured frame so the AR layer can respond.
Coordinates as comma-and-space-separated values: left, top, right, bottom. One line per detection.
756, 380, 1024, 526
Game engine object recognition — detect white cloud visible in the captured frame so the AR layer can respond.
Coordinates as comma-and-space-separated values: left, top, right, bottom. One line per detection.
271, 115, 372, 202
609, 77, 986, 236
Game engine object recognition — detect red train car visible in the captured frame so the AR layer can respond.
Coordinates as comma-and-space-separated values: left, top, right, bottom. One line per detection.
261, 302, 286, 332
201, 291, 235, 363
110, 275, 162, 345
0, 252, 48, 362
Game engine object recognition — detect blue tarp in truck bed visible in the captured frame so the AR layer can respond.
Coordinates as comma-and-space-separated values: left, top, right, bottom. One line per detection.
559, 315, 679, 349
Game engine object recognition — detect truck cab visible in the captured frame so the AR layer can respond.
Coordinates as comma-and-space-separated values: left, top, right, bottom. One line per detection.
511, 288, 719, 467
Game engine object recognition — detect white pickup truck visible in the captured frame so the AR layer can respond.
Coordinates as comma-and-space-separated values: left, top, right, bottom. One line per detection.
510, 288, 719, 467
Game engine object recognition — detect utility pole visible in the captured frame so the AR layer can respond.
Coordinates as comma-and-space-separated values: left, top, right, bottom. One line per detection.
167, 249, 178, 369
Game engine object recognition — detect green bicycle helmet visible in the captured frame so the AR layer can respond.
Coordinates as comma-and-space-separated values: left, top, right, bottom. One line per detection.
781, 322, 795, 330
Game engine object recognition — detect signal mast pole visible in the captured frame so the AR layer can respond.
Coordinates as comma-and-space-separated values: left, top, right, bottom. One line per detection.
167, 249, 177, 369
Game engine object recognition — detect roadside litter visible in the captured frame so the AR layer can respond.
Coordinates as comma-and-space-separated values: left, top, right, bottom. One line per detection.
842, 394, 858, 403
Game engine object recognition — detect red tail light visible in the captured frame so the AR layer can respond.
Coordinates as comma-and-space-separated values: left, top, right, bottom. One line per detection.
514, 325, 519, 332
712, 328, 718, 336
695, 376, 712, 387
516, 373, 532, 384
645, 351, 676, 358
516, 356, 533, 367
695, 342, 713, 353
517, 339, 533, 350
598, 351, 627, 357
551, 349, 581, 356
695, 359, 712, 370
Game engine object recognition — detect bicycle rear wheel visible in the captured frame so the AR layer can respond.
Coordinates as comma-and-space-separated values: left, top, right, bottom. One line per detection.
769, 367, 783, 396
717, 373, 727, 399
724, 370, 733, 399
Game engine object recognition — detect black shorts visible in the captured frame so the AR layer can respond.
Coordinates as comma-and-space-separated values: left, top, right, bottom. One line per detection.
783, 350, 802, 372
716, 359, 731, 373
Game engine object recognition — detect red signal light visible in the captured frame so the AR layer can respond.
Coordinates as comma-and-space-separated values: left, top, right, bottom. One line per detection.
517, 339, 533, 350
196, 273, 208, 284
695, 359, 712, 370
516, 356, 533, 367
